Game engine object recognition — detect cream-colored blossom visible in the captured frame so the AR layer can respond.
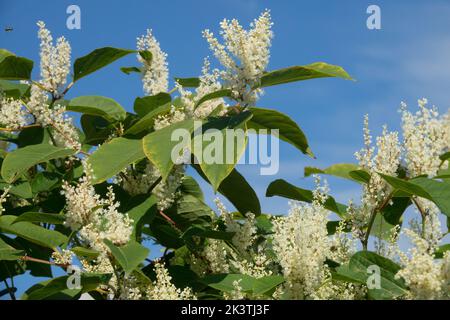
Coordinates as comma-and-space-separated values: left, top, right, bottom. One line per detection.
147, 261, 196, 300
137, 29, 169, 96
401, 99, 449, 177
37, 21, 71, 93
28, 85, 80, 150
0, 97, 28, 130
396, 229, 447, 299
62, 162, 133, 251
51, 249, 73, 265
203, 10, 273, 105
272, 177, 331, 299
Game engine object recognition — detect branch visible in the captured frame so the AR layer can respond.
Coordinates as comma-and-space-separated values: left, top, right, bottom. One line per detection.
362, 191, 394, 250
19, 255, 69, 268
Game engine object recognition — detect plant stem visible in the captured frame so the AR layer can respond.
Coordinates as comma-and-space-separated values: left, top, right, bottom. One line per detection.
2, 279, 15, 300
362, 191, 394, 250
412, 198, 427, 238
19, 255, 69, 268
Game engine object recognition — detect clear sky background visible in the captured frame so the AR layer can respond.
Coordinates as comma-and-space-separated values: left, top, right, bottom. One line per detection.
1, 0, 450, 298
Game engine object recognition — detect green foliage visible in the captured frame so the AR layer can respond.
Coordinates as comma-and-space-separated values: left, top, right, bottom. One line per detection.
248, 107, 313, 157
0, 215, 67, 249
68, 96, 127, 122
104, 240, 149, 275
266, 179, 348, 217
258, 62, 353, 88
304, 163, 360, 181
0, 49, 33, 80
1, 143, 75, 183
87, 137, 145, 184
4, 15, 448, 302
73, 47, 135, 81
334, 251, 407, 299
193, 112, 252, 191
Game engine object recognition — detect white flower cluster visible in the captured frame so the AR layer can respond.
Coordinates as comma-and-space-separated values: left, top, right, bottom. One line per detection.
37, 21, 71, 94
195, 199, 273, 282
120, 162, 184, 211
154, 58, 226, 130
396, 229, 450, 299
28, 84, 81, 150
202, 238, 230, 274
401, 99, 449, 177
203, 10, 273, 105
215, 198, 257, 253
351, 101, 449, 245
223, 280, 245, 300
137, 29, 169, 96
272, 193, 330, 299
147, 261, 196, 300
0, 187, 10, 214
0, 97, 28, 130
51, 249, 73, 265
0, 22, 79, 149
61, 162, 133, 251
351, 116, 401, 240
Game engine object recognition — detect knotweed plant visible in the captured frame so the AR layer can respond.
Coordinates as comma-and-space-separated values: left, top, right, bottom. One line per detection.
0, 11, 448, 300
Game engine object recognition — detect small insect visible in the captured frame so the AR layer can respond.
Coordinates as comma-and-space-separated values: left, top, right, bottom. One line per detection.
4, 26, 13, 32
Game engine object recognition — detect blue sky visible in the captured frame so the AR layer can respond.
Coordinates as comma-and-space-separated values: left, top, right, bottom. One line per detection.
1, 0, 450, 298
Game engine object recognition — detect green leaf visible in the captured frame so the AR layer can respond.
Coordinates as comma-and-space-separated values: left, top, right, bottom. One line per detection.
0, 215, 67, 249
193, 112, 252, 191
133, 93, 172, 117
0, 237, 24, 261
439, 151, 450, 162
258, 62, 353, 88
266, 179, 348, 217
0, 80, 30, 98
142, 119, 195, 180
1, 144, 75, 183
22, 273, 111, 300
71, 247, 100, 260
378, 174, 430, 198
31, 172, 60, 194
252, 275, 285, 296
202, 274, 284, 296
138, 50, 152, 65
434, 244, 450, 259
168, 194, 214, 231
248, 107, 313, 157
412, 177, 450, 217
334, 251, 407, 300
194, 89, 232, 109
193, 165, 261, 215
182, 225, 235, 241
103, 239, 149, 275
13, 212, 65, 225
0, 50, 33, 80
125, 195, 157, 241
379, 174, 450, 217
370, 214, 397, 241
68, 96, 127, 122
304, 163, 360, 181
80, 114, 113, 145
87, 137, 145, 184
178, 175, 204, 200
73, 47, 135, 81
125, 103, 172, 135
349, 170, 371, 184
0, 180, 32, 199
120, 66, 141, 75
175, 77, 200, 87
381, 197, 411, 226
